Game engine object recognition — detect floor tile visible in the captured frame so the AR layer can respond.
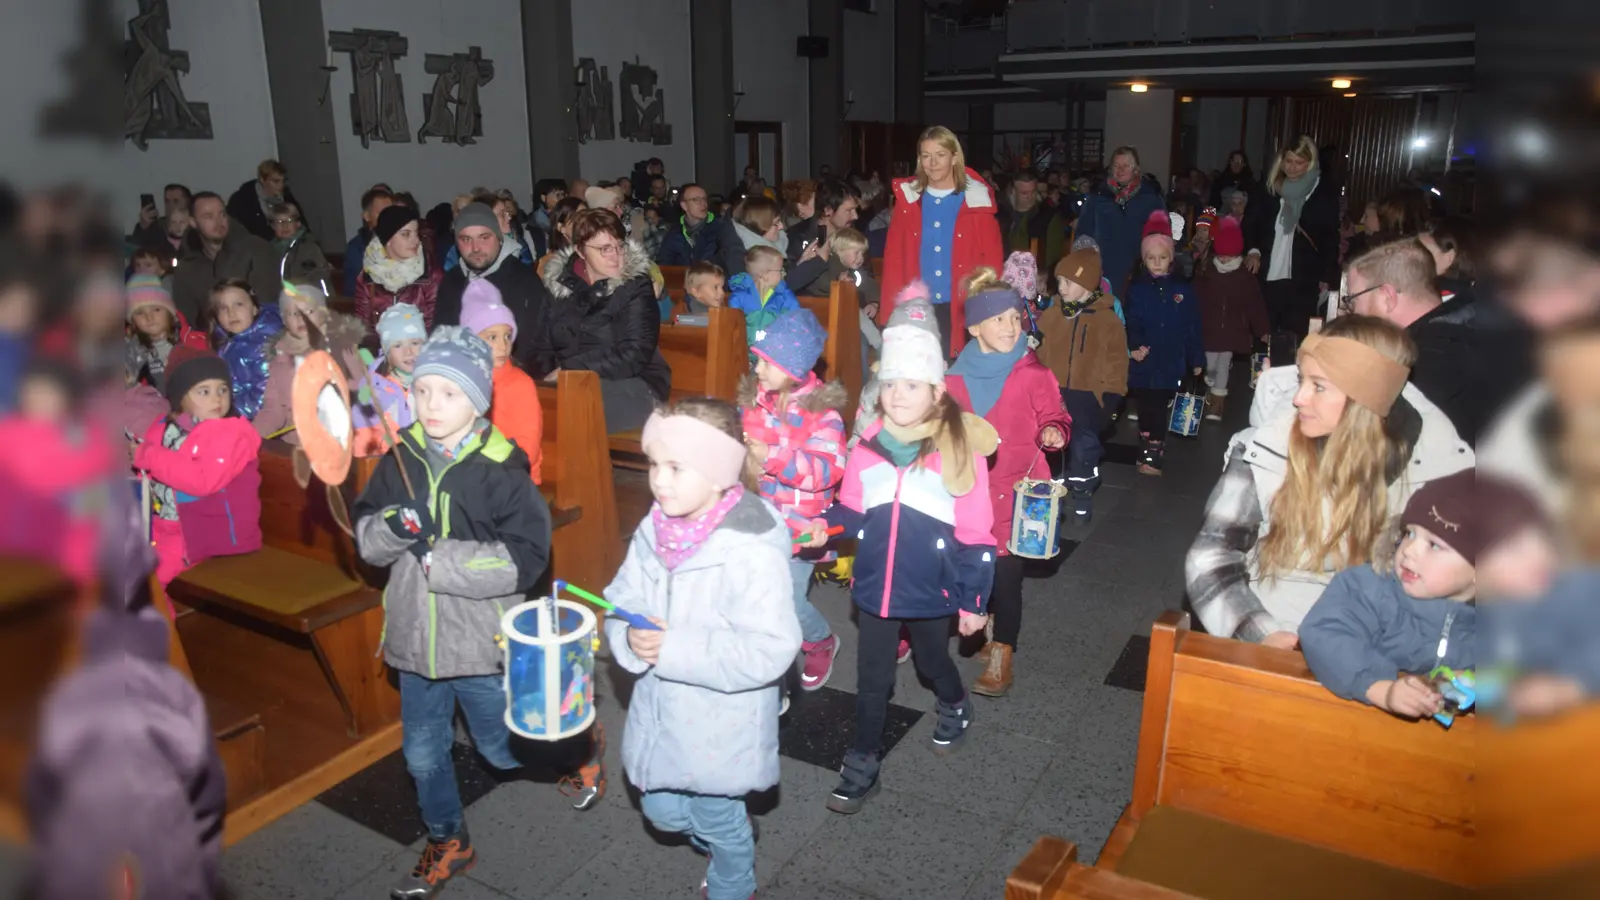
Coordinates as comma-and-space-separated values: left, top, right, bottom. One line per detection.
316, 741, 507, 847
779, 684, 923, 771
220, 803, 405, 900
750, 756, 843, 888
882, 718, 1058, 822
456, 779, 654, 898
1103, 633, 1152, 692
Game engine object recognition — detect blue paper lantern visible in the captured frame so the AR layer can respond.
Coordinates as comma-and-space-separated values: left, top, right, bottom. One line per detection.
502, 597, 598, 741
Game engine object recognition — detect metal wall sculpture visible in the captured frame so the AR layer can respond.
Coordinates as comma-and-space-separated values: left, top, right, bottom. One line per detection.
618, 59, 671, 145
418, 46, 495, 145
329, 29, 412, 148
123, 0, 213, 150
573, 58, 615, 144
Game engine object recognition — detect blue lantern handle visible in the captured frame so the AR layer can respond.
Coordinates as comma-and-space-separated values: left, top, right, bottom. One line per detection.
553, 580, 662, 631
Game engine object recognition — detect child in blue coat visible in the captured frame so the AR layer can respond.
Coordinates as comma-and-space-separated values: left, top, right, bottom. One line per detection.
1125, 211, 1203, 474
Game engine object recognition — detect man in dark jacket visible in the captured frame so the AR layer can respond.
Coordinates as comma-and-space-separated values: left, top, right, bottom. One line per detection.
1073, 148, 1166, 296
170, 192, 281, 324
130, 183, 192, 250
434, 203, 552, 369
785, 178, 861, 295
344, 186, 394, 296
997, 171, 1066, 267
226, 159, 305, 243
655, 183, 727, 267
1346, 238, 1481, 443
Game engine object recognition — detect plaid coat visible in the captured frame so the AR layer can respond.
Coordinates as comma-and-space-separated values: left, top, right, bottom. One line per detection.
740, 374, 848, 547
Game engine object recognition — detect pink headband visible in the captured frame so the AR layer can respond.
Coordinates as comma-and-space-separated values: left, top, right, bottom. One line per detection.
640, 412, 747, 489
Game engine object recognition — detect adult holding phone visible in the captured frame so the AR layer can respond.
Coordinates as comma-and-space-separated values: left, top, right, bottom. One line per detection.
879, 126, 1004, 357
786, 178, 861, 296
131, 184, 193, 251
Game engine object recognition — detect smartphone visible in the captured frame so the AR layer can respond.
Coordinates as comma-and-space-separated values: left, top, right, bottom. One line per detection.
140, 192, 156, 211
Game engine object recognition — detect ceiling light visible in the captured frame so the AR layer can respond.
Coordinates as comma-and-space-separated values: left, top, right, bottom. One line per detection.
1130, 83, 1148, 93
1412, 136, 1429, 149
1343, 92, 1357, 98
1331, 78, 1352, 90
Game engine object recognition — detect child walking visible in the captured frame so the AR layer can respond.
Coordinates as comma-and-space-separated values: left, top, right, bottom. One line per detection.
1194, 215, 1269, 421
209, 278, 282, 421
1300, 469, 1477, 718
461, 280, 544, 483
352, 327, 603, 898
807, 321, 997, 813
604, 398, 802, 900
131, 347, 263, 587
1125, 211, 1204, 474
741, 309, 849, 692
945, 269, 1069, 696
1036, 246, 1128, 522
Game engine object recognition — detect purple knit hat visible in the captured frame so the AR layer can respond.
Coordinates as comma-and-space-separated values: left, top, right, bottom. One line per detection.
460, 278, 517, 342
1001, 251, 1038, 300
751, 308, 827, 382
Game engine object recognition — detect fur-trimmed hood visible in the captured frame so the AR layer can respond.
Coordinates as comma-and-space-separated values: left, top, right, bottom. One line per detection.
738, 372, 850, 414
541, 241, 654, 303
269, 310, 368, 358
894, 168, 997, 210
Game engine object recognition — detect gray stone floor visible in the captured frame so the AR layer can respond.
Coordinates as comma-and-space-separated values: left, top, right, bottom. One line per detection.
210, 390, 1241, 899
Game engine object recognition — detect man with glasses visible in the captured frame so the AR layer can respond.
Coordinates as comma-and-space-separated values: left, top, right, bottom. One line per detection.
655, 182, 728, 266
433, 202, 552, 366
268, 201, 331, 289
1342, 238, 1480, 443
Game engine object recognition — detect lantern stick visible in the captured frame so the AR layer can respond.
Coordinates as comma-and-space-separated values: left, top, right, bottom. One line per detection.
794, 525, 844, 548
553, 580, 661, 631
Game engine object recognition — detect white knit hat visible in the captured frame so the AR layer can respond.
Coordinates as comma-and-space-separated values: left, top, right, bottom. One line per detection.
877, 324, 946, 387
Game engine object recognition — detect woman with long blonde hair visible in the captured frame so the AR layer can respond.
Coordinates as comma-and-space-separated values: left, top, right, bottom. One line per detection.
1245, 134, 1341, 337
1185, 314, 1474, 647
879, 125, 1004, 357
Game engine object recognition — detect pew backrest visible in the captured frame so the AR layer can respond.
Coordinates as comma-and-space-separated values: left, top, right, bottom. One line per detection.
655, 306, 748, 402
535, 369, 622, 590
795, 279, 863, 424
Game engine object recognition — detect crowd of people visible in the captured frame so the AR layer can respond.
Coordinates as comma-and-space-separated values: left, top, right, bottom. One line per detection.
5, 106, 1595, 898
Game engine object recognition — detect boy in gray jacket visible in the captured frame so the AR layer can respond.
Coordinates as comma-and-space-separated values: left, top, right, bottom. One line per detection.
353, 326, 574, 898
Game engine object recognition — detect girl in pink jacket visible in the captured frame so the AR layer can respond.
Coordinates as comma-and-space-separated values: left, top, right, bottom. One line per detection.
132, 346, 263, 587
945, 268, 1070, 698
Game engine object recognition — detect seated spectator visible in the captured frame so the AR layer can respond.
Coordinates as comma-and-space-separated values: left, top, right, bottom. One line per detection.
434, 203, 551, 367
356, 205, 443, 331
132, 182, 192, 251
169, 193, 279, 326
724, 195, 788, 278
535, 209, 671, 431
494, 188, 544, 260
227, 159, 303, 243
345, 187, 394, 296
781, 179, 817, 228
129, 247, 171, 281
1185, 314, 1473, 647
147, 205, 191, 268
1419, 216, 1479, 305
683, 261, 727, 314
1344, 237, 1480, 444
532, 178, 568, 234
208, 278, 282, 421
124, 276, 205, 392
729, 245, 800, 350
268, 202, 331, 290
787, 179, 861, 296
1300, 469, 1477, 718
536, 197, 587, 279
461, 281, 544, 483
252, 283, 367, 443
655, 183, 726, 267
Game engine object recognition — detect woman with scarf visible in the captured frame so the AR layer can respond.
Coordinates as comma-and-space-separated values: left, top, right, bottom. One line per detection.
1244, 135, 1340, 338
1073, 146, 1167, 297
944, 269, 1070, 697
354, 204, 443, 331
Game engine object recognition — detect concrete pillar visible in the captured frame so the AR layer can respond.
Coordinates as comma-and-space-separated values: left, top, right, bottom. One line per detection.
808, 0, 845, 176
258, 0, 346, 251
893, 0, 923, 125
690, 0, 734, 188
522, 0, 580, 183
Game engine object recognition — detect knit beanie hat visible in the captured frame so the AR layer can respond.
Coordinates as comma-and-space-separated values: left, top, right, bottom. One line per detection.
413, 326, 495, 415
584, 186, 620, 211
1476, 473, 1552, 558
1194, 207, 1218, 233
374, 205, 419, 247
1055, 247, 1102, 293
453, 202, 499, 236
964, 286, 1025, 327
751, 308, 827, 382
459, 278, 518, 343
886, 280, 942, 342
878, 324, 946, 387
1141, 210, 1174, 255
1400, 469, 1478, 562
376, 303, 426, 349
1001, 252, 1038, 299
279, 281, 328, 319
126, 275, 177, 322
1071, 234, 1101, 254
1212, 215, 1245, 257
163, 345, 231, 410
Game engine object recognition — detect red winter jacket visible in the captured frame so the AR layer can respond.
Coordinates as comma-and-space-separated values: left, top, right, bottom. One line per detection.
136, 414, 263, 566
1194, 263, 1270, 354
946, 352, 1071, 553
878, 169, 1005, 355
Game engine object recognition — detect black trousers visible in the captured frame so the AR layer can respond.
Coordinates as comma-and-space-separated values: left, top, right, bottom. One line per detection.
1062, 389, 1117, 484
932, 302, 955, 359
988, 554, 1027, 649
854, 612, 965, 756
1131, 388, 1176, 439
1262, 275, 1321, 339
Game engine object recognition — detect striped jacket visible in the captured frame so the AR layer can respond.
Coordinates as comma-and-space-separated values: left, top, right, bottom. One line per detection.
740, 374, 848, 544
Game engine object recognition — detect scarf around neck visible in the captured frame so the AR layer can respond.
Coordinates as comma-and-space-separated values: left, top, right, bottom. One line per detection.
1110, 178, 1139, 206
1213, 256, 1244, 274
363, 236, 427, 292
1276, 164, 1320, 232
949, 338, 1026, 416
652, 485, 745, 571
272, 229, 306, 257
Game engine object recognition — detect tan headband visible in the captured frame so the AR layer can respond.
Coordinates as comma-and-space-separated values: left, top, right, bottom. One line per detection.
1297, 334, 1410, 416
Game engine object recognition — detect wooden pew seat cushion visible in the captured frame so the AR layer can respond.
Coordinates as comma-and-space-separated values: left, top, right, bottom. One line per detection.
1115, 806, 1473, 900
175, 546, 367, 625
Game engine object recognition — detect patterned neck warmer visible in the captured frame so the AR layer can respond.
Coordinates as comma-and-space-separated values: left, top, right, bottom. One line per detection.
363, 236, 427, 293
1110, 178, 1139, 206
652, 485, 744, 571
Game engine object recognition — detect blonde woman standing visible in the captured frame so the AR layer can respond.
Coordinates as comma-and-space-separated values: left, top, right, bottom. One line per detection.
1185, 315, 1474, 647
1244, 135, 1341, 337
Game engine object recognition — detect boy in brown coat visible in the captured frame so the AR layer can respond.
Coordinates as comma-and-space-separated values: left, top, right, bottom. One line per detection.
1036, 246, 1128, 522
1193, 215, 1269, 421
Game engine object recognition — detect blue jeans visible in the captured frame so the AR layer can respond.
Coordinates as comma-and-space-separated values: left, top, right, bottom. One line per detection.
400, 671, 520, 839
789, 558, 832, 644
641, 791, 756, 900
